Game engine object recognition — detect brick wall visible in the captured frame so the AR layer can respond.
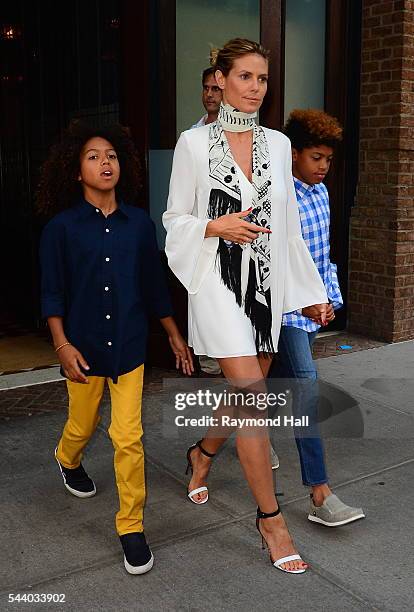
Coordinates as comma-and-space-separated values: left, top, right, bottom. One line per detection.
348, 0, 414, 341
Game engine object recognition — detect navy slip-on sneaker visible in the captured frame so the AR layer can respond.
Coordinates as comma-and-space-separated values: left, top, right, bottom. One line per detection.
54, 447, 96, 498
120, 532, 154, 575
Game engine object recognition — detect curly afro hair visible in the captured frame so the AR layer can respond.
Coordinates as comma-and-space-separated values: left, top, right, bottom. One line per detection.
35, 120, 142, 217
283, 109, 343, 151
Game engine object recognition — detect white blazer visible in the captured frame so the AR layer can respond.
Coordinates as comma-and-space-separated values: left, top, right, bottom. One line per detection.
162, 124, 328, 349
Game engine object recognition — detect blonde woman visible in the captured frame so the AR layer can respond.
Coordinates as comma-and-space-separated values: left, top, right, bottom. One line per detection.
163, 39, 328, 574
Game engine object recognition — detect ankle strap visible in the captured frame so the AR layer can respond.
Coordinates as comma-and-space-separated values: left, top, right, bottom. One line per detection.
257, 505, 281, 519
197, 440, 216, 458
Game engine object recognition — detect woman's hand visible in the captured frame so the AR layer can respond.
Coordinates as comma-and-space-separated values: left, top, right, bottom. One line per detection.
205, 208, 271, 244
57, 344, 90, 383
169, 333, 194, 376
302, 303, 333, 326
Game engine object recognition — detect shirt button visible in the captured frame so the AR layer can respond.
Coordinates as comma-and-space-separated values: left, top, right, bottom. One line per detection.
107, 341, 112, 346
106, 314, 111, 319
105, 257, 110, 262
105, 228, 110, 233
104, 286, 109, 291
95, 209, 100, 213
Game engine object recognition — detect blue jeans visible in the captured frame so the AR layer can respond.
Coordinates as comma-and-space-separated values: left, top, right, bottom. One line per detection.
268, 326, 328, 487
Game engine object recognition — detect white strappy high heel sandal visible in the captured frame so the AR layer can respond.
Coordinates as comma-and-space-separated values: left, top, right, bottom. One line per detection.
256, 504, 308, 574
185, 440, 215, 505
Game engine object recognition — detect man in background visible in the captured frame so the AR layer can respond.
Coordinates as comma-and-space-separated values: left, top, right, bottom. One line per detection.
190, 67, 222, 128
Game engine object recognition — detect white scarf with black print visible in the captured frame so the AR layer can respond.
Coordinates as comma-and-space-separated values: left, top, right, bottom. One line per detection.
208, 104, 274, 352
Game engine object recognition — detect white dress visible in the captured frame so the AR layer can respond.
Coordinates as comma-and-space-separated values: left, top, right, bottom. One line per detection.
189, 165, 257, 357
162, 125, 328, 357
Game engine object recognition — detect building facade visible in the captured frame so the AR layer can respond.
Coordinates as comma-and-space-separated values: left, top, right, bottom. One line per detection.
0, 0, 413, 365
348, 0, 414, 342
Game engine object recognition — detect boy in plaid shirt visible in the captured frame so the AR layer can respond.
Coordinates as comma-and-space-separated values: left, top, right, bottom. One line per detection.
269, 109, 365, 527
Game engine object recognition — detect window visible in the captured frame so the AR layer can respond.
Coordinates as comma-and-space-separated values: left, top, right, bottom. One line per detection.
284, 0, 326, 120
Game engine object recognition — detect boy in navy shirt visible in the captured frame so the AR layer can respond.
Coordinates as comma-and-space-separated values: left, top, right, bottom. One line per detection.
38, 121, 193, 574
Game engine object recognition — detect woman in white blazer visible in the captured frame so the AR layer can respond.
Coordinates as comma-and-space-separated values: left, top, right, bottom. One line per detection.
163, 39, 328, 574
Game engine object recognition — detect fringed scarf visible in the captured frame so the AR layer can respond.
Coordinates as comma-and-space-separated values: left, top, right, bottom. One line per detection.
208, 103, 274, 353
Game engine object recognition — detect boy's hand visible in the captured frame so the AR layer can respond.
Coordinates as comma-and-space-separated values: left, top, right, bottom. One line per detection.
325, 304, 335, 322
302, 303, 333, 326
168, 333, 194, 376
58, 345, 90, 383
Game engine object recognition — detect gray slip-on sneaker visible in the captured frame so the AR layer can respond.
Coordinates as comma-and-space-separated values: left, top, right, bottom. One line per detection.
270, 445, 280, 470
308, 493, 365, 527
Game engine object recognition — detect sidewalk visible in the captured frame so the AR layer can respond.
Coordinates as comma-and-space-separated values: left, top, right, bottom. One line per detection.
0, 341, 413, 611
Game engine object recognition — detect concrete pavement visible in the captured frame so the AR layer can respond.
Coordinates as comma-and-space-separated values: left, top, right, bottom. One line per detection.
0, 341, 413, 611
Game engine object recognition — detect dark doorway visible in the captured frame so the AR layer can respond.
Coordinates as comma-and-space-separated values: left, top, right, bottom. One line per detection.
324, 0, 362, 331
0, 0, 122, 333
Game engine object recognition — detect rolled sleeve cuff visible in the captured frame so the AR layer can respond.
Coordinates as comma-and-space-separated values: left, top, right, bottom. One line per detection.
156, 305, 174, 319
330, 297, 343, 310
41, 298, 65, 319
327, 263, 343, 310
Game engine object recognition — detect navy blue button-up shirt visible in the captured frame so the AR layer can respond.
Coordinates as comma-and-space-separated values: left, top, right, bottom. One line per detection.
40, 199, 173, 382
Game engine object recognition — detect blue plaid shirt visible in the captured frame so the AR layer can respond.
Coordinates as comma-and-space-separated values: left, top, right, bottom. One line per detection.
282, 178, 343, 332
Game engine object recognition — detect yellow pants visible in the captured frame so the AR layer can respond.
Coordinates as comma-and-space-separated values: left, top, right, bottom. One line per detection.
56, 365, 145, 535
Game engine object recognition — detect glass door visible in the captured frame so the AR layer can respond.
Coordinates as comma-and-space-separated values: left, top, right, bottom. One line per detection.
284, 0, 326, 120
148, 0, 260, 247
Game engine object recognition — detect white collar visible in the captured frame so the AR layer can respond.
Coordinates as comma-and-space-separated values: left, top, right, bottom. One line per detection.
218, 103, 256, 132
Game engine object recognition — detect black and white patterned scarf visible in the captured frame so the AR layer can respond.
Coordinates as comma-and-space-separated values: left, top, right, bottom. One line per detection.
208, 104, 274, 352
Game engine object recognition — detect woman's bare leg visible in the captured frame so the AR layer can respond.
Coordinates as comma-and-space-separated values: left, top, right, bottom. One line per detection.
188, 355, 273, 501
186, 356, 243, 503
188, 354, 306, 571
